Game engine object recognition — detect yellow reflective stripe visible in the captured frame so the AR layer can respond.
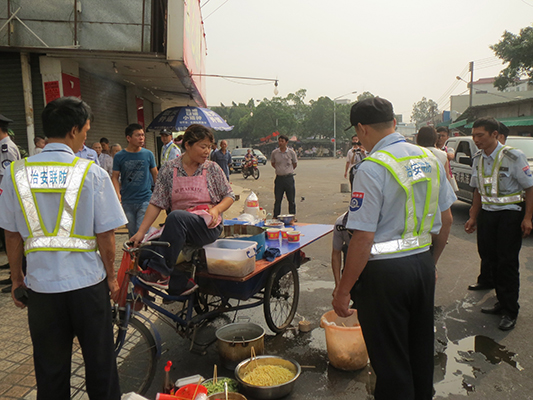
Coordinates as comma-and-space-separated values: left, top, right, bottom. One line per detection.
26, 248, 95, 255
366, 147, 440, 256
11, 161, 33, 237
70, 159, 92, 235
24, 236, 96, 255
25, 160, 77, 167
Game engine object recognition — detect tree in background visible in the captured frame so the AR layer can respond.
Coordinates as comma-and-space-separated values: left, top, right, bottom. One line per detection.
411, 97, 439, 125
491, 25, 533, 91
357, 91, 375, 101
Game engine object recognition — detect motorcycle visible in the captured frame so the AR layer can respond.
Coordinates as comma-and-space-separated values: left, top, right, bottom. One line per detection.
242, 158, 260, 180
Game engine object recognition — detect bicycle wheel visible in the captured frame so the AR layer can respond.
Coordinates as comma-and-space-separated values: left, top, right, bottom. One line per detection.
114, 315, 158, 395
69, 315, 157, 398
263, 261, 300, 334
253, 168, 260, 180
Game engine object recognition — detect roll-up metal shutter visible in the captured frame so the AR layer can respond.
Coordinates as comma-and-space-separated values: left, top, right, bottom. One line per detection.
79, 69, 129, 148
0, 52, 26, 151
31, 54, 45, 139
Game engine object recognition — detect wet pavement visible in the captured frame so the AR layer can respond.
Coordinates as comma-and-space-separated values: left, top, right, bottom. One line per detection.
2, 158, 533, 399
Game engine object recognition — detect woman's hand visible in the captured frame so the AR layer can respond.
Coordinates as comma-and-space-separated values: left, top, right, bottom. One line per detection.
207, 206, 220, 228
130, 231, 145, 248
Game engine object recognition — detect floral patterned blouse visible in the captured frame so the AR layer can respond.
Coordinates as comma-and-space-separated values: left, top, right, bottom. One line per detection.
150, 156, 235, 210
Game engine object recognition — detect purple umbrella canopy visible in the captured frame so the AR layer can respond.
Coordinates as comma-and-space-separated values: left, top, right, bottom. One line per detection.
147, 106, 233, 132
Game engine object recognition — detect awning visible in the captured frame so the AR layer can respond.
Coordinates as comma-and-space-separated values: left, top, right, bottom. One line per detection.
449, 119, 468, 129
465, 115, 533, 129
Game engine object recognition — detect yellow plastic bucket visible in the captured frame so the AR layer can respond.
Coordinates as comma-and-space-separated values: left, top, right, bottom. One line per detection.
320, 309, 368, 370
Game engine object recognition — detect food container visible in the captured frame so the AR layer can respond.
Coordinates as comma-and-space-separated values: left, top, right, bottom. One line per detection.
277, 214, 296, 225
266, 229, 280, 240
207, 393, 247, 400
222, 225, 265, 260
287, 231, 300, 242
235, 355, 301, 400
264, 220, 284, 229
204, 239, 257, 277
280, 228, 294, 240
201, 377, 239, 396
216, 323, 265, 370
320, 309, 368, 371
175, 384, 208, 400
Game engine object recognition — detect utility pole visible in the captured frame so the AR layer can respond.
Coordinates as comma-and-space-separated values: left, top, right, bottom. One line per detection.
469, 61, 474, 109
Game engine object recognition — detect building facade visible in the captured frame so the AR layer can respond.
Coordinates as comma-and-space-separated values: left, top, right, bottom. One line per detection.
0, 0, 206, 156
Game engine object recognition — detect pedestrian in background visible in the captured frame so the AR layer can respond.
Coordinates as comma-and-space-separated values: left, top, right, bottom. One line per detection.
465, 117, 533, 331
160, 129, 181, 166
100, 137, 110, 154
210, 139, 232, 181
112, 123, 158, 237
333, 97, 455, 400
110, 143, 122, 158
32, 136, 46, 155
344, 135, 366, 191
75, 141, 100, 166
0, 96, 126, 399
92, 141, 113, 176
271, 135, 297, 218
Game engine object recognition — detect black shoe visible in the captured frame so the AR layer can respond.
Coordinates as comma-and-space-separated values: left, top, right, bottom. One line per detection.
0, 277, 12, 285
481, 303, 503, 315
1, 285, 12, 293
0, 263, 9, 270
499, 315, 517, 331
468, 282, 494, 291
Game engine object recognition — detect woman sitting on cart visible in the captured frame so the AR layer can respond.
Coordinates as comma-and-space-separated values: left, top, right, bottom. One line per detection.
130, 124, 235, 290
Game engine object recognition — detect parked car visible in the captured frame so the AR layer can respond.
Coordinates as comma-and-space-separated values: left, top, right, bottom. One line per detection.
231, 148, 267, 172
446, 135, 533, 203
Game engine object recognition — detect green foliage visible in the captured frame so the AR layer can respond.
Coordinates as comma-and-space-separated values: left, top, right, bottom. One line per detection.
491, 25, 533, 91
411, 97, 439, 125
211, 89, 357, 144
357, 91, 375, 101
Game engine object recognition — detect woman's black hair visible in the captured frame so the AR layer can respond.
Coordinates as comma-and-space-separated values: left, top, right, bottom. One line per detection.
182, 124, 214, 148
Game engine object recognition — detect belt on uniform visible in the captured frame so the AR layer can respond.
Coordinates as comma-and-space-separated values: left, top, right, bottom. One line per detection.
276, 174, 294, 178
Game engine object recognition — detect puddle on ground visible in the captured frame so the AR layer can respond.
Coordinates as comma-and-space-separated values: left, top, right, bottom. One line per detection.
434, 335, 523, 397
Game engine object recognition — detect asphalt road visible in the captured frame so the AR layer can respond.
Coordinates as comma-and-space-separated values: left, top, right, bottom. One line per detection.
139, 157, 533, 400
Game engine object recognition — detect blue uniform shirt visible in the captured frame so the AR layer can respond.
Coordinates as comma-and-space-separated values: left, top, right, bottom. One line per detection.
161, 142, 181, 165
470, 141, 533, 212
346, 132, 457, 260
0, 143, 127, 293
75, 144, 100, 166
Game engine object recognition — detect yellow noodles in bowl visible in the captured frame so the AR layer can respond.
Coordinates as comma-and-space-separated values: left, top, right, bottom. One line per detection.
242, 365, 295, 386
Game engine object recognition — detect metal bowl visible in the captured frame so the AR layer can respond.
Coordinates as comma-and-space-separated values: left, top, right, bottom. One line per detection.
234, 355, 301, 400
277, 215, 296, 225
201, 377, 239, 396
208, 392, 247, 400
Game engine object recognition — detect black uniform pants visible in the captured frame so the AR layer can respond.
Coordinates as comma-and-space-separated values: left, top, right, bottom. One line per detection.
27, 280, 120, 400
354, 251, 435, 400
477, 208, 524, 318
145, 210, 223, 276
274, 175, 296, 217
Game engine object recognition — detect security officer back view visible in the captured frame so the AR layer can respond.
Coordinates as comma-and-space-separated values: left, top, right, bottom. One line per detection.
332, 97, 456, 400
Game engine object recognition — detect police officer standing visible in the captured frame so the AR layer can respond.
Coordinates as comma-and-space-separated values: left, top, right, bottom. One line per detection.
0, 114, 20, 185
0, 97, 127, 399
332, 98, 455, 399
465, 117, 533, 331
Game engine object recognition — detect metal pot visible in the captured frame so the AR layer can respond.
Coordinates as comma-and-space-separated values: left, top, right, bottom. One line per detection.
222, 225, 266, 260
234, 355, 301, 400
216, 323, 265, 370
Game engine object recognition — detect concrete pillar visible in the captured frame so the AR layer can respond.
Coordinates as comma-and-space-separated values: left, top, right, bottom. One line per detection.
20, 53, 35, 154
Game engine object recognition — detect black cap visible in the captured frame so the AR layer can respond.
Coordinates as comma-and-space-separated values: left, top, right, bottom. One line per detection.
160, 129, 171, 136
0, 114, 13, 128
346, 98, 394, 130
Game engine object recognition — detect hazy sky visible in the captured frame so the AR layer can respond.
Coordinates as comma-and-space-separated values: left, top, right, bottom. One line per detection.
200, 0, 533, 121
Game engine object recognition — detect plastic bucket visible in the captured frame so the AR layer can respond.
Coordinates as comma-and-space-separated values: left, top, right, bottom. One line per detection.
222, 225, 266, 260
320, 309, 368, 370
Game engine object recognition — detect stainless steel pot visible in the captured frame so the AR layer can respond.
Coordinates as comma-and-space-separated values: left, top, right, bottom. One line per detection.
216, 323, 265, 370
234, 355, 301, 400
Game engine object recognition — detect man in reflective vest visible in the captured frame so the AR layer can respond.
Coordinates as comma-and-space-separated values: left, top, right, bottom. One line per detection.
465, 117, 533, 331
0, 97, 127, 399
332, 98, 456, 400
160, 128, 181, 165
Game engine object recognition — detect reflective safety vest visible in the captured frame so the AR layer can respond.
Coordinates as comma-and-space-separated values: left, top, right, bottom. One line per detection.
366, 147, 440, 256
11, 157, 97, 255
477, 146, 524, 205
161, 143, 179, 164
